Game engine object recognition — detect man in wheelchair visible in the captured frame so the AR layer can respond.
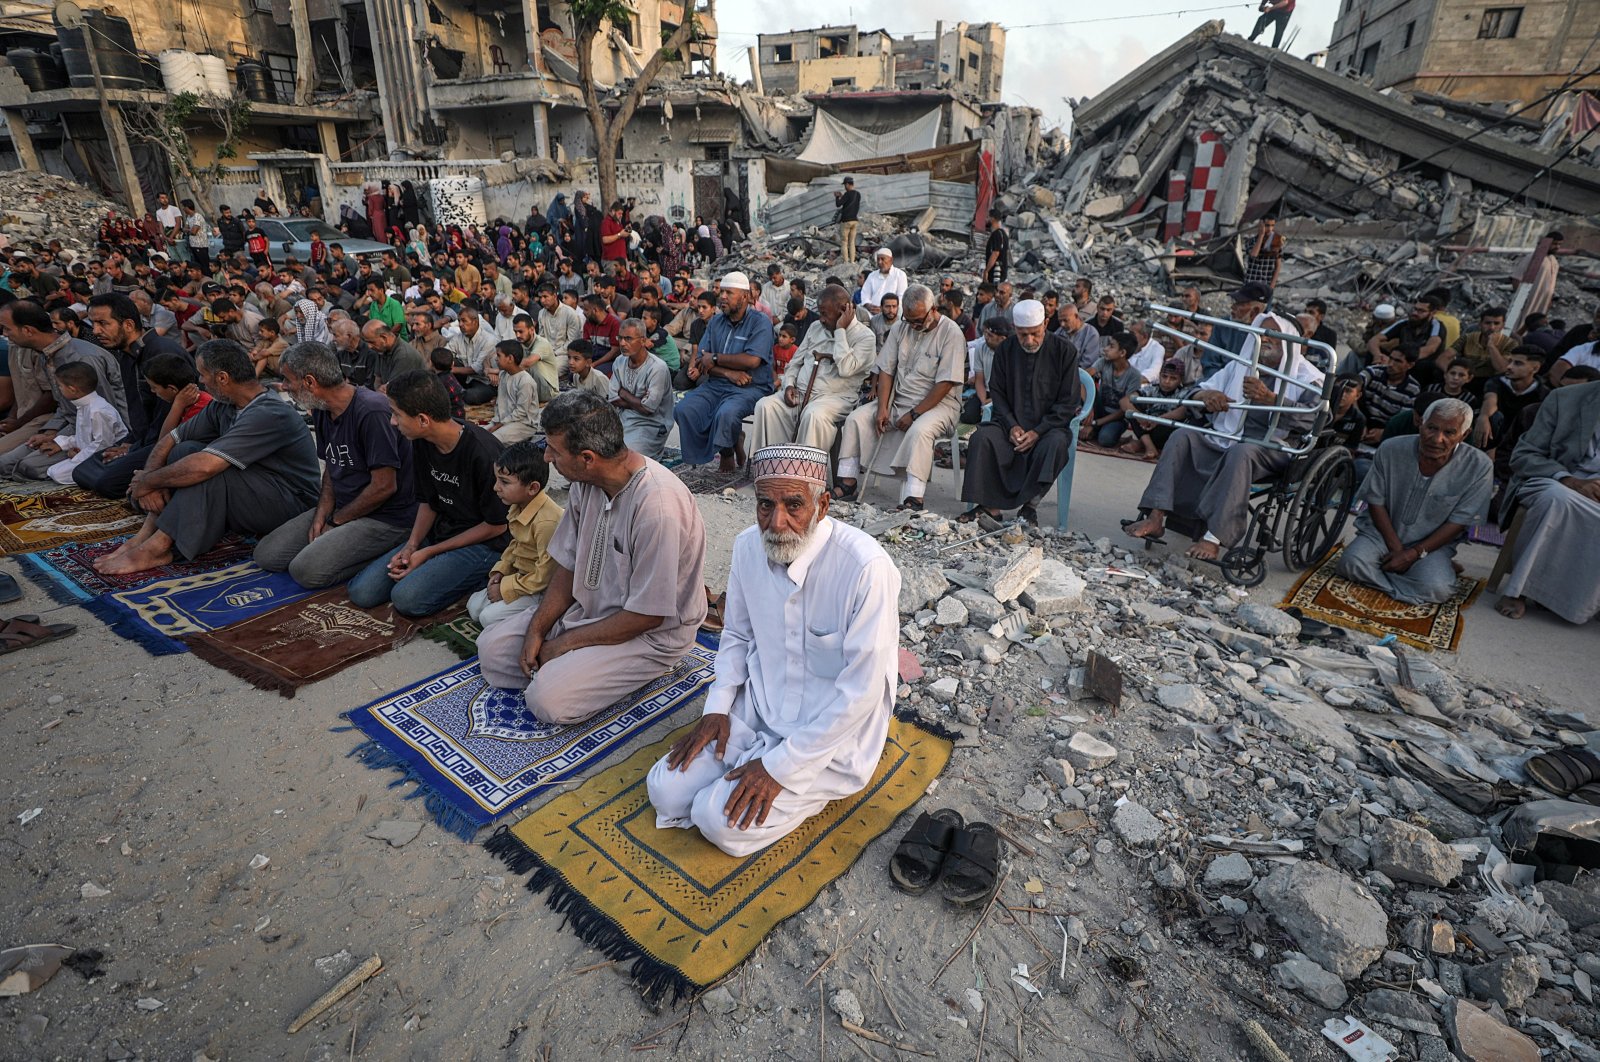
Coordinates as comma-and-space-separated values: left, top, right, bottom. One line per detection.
1124, 312, 1324, 562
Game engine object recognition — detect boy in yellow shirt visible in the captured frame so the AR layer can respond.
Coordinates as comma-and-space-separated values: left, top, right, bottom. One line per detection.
468, 440, 563, 631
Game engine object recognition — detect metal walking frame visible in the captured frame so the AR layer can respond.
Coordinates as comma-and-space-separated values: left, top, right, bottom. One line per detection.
1122, 304, 1358, 587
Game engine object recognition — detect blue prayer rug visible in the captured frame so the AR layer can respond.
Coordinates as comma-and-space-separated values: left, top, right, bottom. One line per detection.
342, 632, 719, 839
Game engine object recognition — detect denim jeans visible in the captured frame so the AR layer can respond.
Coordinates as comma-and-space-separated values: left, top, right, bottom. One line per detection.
347, 541, 501, 618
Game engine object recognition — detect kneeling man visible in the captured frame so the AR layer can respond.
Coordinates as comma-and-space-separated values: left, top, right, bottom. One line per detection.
647, 445, 900, 857
477, 390, 707, 724
1336, 398, 1491, 603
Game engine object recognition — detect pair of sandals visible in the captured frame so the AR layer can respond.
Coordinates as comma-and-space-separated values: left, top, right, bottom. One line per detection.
888, 808, 1002, 906
1525, 748, 1600, 806
0, 574, 77, 655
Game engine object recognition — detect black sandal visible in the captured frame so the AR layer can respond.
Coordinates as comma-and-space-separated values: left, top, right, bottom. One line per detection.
1017, 505, 1039, 525
898, 498, 924, 511
833, 480, 859, 502
1524, 748, 1600, 796
0, 573, 20, 606
889, 808, 963, 895
941, 822, 1003, 907
956, 507, 985, 524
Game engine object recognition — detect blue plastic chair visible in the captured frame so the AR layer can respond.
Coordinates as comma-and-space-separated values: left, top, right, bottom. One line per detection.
1056, 368, 1096, 531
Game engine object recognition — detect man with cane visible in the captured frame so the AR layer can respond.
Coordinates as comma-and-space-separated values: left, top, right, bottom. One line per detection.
749, 284, 876, 452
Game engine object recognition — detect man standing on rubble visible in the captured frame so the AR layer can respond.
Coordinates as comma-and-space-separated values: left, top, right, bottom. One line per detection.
984, 215, 1009, 285
834, 177, 861, 265
1247, 0, 1295, 49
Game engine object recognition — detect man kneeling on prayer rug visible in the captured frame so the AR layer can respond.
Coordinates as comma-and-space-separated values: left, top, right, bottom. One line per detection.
646, 444, 901, 857
1335, 398, 1491, 603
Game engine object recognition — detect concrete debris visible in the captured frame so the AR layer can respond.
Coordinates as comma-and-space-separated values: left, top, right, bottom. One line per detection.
0, 170, 126, 258
1272, 955, 1348, 1010
1203, 853, 1254, 888
1255, 862, 1388, 979
1232, 604, 1301, 640
897, 563, 948, 615
1061, 733, 1118, 771
1361, 988, 1440, 1036
1464, 955, 1539, 1010
1110, 800, 1165, 847
1369, 819, 1461, 887
1018, 559, 1085, 617
1446, 999, 1541, 1062
986, 546, 1043, 603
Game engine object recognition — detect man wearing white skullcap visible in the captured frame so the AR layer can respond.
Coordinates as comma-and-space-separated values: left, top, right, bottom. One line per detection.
959, 300, 1084, 524
672, 271, 775, 472
1125, 311, 1325, 561
859, 248, 907, 315
835, 283, 967, 509
647, 444, 900, 856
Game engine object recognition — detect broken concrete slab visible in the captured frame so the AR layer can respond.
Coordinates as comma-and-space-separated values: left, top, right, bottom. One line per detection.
1018, 559, 1085, 616
1272, 955, 1348, 1010
1255, 862, 1388, 979
1062, 733, 1118, 771
1464, 955, 1539, 1010
1445, 999, 1540, 1062
1370, 819, 1460, 887
987, 546, 1043, 603
898, 563, 949, 614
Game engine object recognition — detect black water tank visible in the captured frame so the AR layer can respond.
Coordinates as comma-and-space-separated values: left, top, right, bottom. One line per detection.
7, 48, 68, 92
138, 52, 161, 89
236, 59, 276, 103
56, 10, 143, 90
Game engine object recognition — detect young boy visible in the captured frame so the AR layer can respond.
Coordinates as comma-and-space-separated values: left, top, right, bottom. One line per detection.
771, 322, 800, 382
1439, 361, 1481, 410
145, 353, 213, 427
430, 346, 467, 420
566, 339, 612, 398
1081, 331, 1144, 448
250, 316, 288, 378
468, 439, 563, 631
44, 362, 126, 484
487, 339, 540, 443
1119, 359, 1192, 458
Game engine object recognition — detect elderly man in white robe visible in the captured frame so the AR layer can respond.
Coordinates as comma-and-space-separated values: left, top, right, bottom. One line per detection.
1124, 312, 1324, 561
747, 283, 877, 453
646, 444, 900, 857
1336, 398, 1492, 603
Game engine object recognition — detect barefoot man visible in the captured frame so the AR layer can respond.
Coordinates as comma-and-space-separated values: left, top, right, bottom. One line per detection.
94, 339, 320, 576
1123, 313, 1324, 561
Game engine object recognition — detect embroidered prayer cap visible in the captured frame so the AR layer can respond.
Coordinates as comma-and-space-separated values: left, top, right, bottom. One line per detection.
719, 271, 752, 291
1012, 299, 1046, 328
750, 444, 830, 486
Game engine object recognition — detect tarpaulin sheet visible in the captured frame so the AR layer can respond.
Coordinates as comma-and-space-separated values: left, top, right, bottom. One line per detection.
797, 108, 942, 165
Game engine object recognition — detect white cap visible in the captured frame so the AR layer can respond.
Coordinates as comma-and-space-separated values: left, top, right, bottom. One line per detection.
719, 271, 751, 291
1373, 303, 1397, 320
1012, 299, 1046, 328
874, 247, 893, 260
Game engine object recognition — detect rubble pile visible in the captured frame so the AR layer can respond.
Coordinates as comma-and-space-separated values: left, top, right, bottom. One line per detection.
817, 494, 1600, 1060
0, 169, 124, 257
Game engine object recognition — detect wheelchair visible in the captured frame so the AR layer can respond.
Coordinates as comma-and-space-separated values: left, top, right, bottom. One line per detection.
1125, 307, 1359, 588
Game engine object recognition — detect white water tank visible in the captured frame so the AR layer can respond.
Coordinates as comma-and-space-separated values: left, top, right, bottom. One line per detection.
197, 53, 230, 97
158, 50, 206, 95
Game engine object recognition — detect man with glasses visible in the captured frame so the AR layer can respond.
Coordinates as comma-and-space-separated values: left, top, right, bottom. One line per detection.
834, 284, 966, 511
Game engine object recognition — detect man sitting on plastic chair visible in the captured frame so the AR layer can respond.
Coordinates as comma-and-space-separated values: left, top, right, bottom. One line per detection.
958, 299, 1083, 527
1124, 312, 1323, 561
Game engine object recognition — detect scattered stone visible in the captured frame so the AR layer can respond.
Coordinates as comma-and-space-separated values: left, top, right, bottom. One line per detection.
1465, 954, 1539, 1010
1179, 777, 1211, 804
1017, 786, 1050, 813
1254, 862, 1388, 979
1538, 879, 1600, 930
1406, 917, 1456, 955
1233, 604, 1301, 638
80, 882, 111, 900
1203, 853, 1253, 888
987, 546, 1042, 602
1019, 559, 1085, 615
1110, 801, 1164, 846
963, 988, 984, 1015
1271, 955, 1348, 1009
365, 820, 424, 848
1445, 999, 1540, 1062
934, 595, 969, 627
1062, 733, 1118, 770
1362, 988, 1440, 1035
1153, 863, 1186, 889
314, 950, 355, 979
897, 649, 924, 683
1042, 758, 1076, 789
897, 563, 948, 614
1370, 819, 1460, 886
952, 588, 1008, 627
829, 988, 864, 1027
927, 677, 960, 703
701, 985, 739, 1015
1154, 683, 1217, 722
1130, 601, 1181, 626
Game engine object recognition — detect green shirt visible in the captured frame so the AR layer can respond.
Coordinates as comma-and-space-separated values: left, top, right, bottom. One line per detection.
652, 331, 681, 372
367, 295, 408, 339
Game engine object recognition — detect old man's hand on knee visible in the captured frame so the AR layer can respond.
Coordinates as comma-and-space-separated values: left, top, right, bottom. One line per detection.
667, 714, 729, 772
722, 759, 782, 830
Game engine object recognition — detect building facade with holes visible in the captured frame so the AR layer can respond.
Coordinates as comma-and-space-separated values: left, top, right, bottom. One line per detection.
1324, 0, 1600, 115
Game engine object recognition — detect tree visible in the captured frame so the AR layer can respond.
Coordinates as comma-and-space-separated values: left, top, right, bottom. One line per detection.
569, 0, 699, 209
124, 92, 253, 219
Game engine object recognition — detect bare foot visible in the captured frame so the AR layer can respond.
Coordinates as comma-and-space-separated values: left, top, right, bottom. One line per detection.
94, 533, 175, 577
718, 454, 737, 474
1124, 515, 1166, 541
1118, 440, 1144, 455
1495, 595, 1527, 619
1186, 541, 1221, 561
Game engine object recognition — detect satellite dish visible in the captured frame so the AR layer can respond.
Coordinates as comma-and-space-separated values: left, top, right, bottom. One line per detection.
53, 0, 83, 28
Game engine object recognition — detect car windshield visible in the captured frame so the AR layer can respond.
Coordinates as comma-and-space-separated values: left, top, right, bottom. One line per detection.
258, 219, 294, 242
280, 220, 349, 241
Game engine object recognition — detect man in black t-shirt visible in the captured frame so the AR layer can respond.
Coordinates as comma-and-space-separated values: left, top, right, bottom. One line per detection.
256, 342, 417, 587
984, 215, 1009, 284
348, 370, 508, 617
834, 177, 862, 265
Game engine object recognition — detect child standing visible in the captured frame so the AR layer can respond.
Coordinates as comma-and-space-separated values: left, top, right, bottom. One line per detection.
45, 362, 126, 485
487, 340, 540, 443
469, 440, 563, 631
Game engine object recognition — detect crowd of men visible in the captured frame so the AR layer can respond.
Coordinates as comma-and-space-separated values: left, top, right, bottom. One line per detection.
1, 199, 1596, 853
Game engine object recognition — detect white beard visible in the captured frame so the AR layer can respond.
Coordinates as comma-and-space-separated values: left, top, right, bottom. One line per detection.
761, 530, 809, 565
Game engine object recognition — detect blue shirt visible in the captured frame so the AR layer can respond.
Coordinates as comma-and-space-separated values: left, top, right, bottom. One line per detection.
699, 308, 775, 390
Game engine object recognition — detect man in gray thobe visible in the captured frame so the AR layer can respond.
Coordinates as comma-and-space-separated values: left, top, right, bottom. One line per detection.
1496, 380, 1600, 623
960, 299, 1082, 523
1125, 313, 1324, 561
1336, 398, 1491, 603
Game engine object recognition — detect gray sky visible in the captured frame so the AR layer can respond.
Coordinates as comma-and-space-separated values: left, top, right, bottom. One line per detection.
714, 1, 1338, 133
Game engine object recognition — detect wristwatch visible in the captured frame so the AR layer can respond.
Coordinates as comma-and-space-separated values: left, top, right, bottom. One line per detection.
1416, 548, 1428, 559
711, 353, 719, 367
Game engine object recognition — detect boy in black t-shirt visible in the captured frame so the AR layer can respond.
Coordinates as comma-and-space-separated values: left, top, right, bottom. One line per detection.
347, 370, 508, 617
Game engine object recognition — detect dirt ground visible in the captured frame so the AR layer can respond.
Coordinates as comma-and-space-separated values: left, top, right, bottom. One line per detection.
2, 458, 1595, 1062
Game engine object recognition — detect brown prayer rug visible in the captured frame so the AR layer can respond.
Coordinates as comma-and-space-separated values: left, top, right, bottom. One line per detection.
671, 460, 752, 495
180, 587, 462, 696
1278, 545, 1485, 652
0, 483, 142, 556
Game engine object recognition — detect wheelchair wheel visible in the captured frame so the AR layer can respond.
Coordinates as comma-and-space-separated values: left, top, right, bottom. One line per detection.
1282, 446, 1357, 572
1220, 506, 1268, 587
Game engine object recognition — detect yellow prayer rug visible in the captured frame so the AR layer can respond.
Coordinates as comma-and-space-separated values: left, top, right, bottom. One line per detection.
484, 712, 956, 1003
0, 483, 141, 556
1278, 545, 1485, 652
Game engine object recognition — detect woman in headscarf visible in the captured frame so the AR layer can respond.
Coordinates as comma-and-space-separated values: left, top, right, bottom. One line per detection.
409, 223, 430, 263
293, 295, 330, 344
400, 180, 422, 228
495, 222, 514, 263
547, 192, 571, 229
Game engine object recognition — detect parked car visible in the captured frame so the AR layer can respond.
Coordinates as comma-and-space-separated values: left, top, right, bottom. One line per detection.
212, 218, 392, 264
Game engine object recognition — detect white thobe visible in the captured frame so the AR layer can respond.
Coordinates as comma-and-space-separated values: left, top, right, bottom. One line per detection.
646, 517, 901, 857
859, 266, 908, 309
1131, 339, 1165, 383
47, 394, 126, 485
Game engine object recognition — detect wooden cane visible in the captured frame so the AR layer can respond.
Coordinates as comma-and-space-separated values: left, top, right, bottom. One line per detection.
789, 357, 823, 444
